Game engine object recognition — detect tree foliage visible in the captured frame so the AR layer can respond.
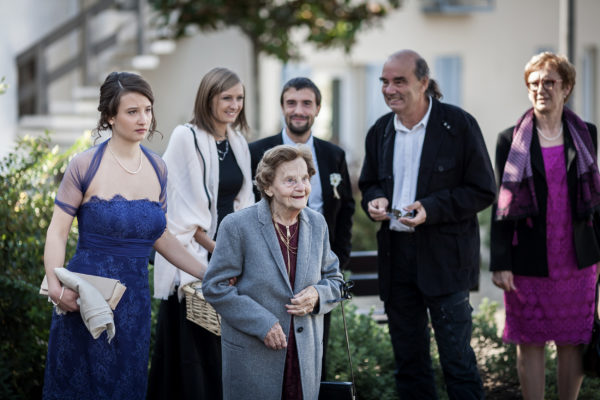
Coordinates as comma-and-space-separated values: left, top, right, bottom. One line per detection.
0, 77, 7, 95
0, 133, 86, 399
151, 0, 402, 62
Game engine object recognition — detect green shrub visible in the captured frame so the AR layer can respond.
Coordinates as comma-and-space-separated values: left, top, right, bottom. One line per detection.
0, 77, 7, 95
350, 195, 378, 251
0, 133, 86, 399
328, 298, 600, 399
327, 302, 396, 400
472, 298, 520, 399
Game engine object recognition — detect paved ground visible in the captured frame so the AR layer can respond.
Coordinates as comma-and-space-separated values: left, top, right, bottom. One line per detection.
349, 268, 505, 323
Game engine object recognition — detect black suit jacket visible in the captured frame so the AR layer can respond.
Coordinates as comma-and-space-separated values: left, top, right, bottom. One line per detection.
359, 99, 497, 299
490, 121, 600, 276
249, 133, 355, 269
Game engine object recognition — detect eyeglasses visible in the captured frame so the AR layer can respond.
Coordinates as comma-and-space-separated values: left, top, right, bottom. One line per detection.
527, 78, 562, 92
282, 177, 310, 187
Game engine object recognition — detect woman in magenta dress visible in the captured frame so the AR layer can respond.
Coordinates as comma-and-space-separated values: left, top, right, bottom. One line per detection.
491, 52, 600, 400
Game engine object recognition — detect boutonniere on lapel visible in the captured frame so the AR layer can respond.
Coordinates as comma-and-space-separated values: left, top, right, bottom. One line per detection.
329, 173, 342, 199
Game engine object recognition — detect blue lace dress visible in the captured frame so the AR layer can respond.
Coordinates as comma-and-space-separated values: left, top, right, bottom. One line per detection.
43, 140, 168, 400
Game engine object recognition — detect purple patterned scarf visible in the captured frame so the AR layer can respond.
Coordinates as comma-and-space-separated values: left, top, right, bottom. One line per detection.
496, 107, 600, 220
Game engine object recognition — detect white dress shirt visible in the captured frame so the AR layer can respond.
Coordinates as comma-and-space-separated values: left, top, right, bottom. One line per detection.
390, 97, 432, 232
282, 128, 324, 214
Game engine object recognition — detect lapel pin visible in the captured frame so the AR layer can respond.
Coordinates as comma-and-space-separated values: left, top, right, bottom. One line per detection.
329, 173, 342, 199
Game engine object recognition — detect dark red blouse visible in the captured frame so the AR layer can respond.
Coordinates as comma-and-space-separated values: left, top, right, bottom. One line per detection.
275, 221, 303, 400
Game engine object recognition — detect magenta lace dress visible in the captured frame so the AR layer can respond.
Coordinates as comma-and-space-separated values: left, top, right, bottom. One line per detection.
503, 144, 597, 345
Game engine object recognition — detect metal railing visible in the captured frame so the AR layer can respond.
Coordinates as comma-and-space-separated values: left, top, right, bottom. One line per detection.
346, 250, 379, 296
16, 0, 145, 116
345, 250, 481, 296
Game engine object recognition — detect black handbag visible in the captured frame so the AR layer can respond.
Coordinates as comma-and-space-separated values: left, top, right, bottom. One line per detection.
319, 281, 356, 400
583, 278, 600, 377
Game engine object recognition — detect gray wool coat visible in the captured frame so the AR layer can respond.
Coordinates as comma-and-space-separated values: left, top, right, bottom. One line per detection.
203, 199, 344, 400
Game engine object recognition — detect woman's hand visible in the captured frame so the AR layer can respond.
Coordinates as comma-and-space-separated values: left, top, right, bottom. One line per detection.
286, 286, 319, 316
492, 270, 517, 292
49, 286, 80, 312
264, 322, 287, 350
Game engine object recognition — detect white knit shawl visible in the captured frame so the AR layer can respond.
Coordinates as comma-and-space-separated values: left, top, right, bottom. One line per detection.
153, 123, 254, 300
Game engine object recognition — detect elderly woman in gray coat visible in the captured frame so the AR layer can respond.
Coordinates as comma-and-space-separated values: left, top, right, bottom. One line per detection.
203, 144, 344, 400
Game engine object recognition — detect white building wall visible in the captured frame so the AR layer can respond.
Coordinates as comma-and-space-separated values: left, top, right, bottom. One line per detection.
140, 28, 254, 154
3, 0, 599, 165
288, 0, 600, 165
0, 0, 79, 157
575, 0, 600, 121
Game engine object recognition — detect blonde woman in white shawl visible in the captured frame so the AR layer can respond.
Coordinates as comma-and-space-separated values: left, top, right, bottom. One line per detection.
148, 68, 254, 400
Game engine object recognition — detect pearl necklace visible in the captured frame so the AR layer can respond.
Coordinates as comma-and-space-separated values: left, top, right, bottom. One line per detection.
108, 141, 143, 174
536, 125, 563, 142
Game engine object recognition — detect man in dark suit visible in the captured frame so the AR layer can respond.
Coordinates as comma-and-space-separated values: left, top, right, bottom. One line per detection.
358, 50, 496, 399
250, 77, 355, 378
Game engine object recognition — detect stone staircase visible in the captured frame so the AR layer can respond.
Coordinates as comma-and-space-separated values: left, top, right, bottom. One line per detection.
17, 2, 172, 150
19, 87, 99, 148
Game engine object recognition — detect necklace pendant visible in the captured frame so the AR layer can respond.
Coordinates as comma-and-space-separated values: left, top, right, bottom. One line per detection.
216, 139, 230, 161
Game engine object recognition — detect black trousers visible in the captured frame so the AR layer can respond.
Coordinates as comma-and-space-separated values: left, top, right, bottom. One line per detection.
147, 293, 223, 400
385, 232, 484, 400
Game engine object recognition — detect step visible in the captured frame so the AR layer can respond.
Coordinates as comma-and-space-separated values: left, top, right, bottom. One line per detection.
20, 114, 98, 130
149, 39, 176, 55
131, 54, 160, 70
49, 100, 99, 116
18, 114, 97, 149
72, 86, 100, 101
16, 129, 92, 150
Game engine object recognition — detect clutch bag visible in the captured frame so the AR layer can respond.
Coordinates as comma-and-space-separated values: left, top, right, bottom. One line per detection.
40, 272, 127, 310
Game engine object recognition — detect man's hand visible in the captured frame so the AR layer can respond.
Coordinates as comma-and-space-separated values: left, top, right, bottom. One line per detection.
368, 197, 390, 221
264, 322, 287, 350
399, 201, 426, 227
492, 270, 517, 292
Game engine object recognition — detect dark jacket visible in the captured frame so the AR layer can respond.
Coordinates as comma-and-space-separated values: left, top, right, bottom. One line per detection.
249, 133, 355, 269
359, 99, 497, 299
490, 120, 600, 276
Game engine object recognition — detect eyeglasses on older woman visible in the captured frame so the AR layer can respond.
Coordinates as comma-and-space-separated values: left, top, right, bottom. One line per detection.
526, 78, 562, 92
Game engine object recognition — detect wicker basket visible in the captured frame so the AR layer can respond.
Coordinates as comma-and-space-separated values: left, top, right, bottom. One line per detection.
183, 281, 221, 336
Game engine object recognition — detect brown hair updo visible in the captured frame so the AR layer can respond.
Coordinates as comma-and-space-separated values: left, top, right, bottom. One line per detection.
94, 71, 158, 140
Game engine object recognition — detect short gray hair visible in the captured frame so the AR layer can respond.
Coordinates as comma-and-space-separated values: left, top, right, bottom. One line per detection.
254, 145, 316, 203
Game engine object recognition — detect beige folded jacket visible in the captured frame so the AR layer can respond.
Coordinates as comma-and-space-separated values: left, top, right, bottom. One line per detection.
54, 268, 116, 343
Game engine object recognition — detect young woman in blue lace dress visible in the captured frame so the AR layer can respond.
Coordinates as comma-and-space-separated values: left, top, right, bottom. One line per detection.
42, 72, 206, 400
